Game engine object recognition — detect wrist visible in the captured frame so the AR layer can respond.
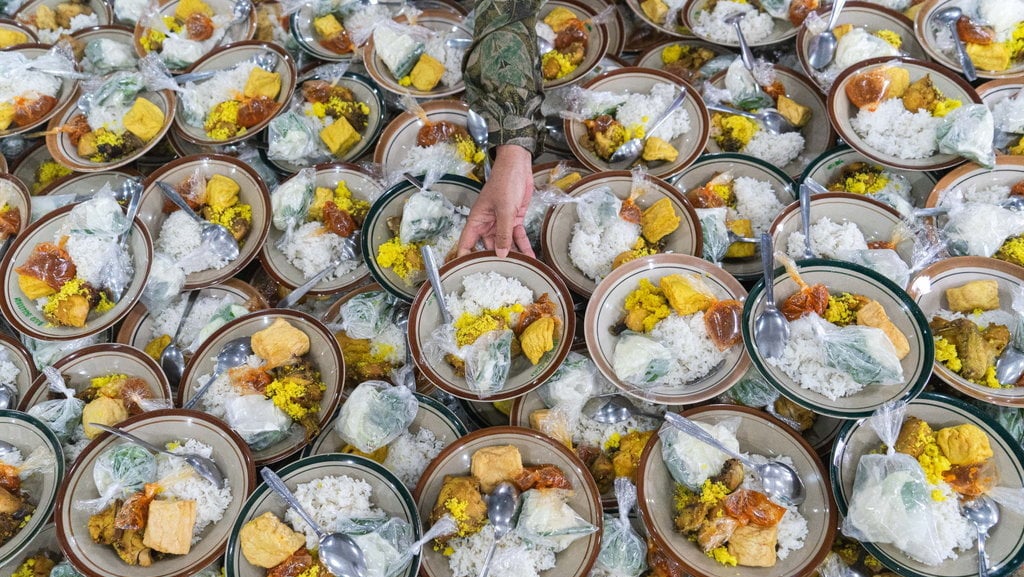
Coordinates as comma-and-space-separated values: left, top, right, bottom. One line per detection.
494, 144, 533, 165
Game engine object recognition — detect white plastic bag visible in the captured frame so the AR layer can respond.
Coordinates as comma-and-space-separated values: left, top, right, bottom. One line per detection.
335, 380, 419, 453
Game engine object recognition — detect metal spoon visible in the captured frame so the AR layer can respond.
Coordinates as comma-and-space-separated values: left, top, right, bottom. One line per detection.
664, 412, 806, 506
799, 182, 815, 259
276, 231, 362, 310
26, 64, 90, 80
724, 12, 756, 72
421, 245, 453, 325
537, 35, 554, 54
753, 233, 790, 359
106, 178, 145, 303
445, 37, 472, 49
996, 345, 1024, 386
706, 102, 797, 134
466, 109, 491, 180
91, 423, 227, 488
807, 0, 847, 70
607, 88, 688, 165
913, 196, 1024, 219
260, 467, 367, 577
963, 495, 999, 577
160, 290, 201, 391
156, 181, 240, 263
727, 230, 759, 245
183, 336, 253, 410
933, 6, 977, 82
174, 51, 277, 85
584, 394, 662, 424
227, 0, 253, 30
0, 439, 17, 453
0, 383, 16, 410
478, 482, 520, 577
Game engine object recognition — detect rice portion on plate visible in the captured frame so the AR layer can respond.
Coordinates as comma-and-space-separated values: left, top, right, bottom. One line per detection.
382, 427, 445, 489
446, 527, 556, 577
850, 99, 940, 159
568, 188, 641, 282
156, 210, 231, 274
285, 474, 386, 550
786, 217, 869, 260
691, 0, 775, 43
156, 438, 233, 541
731, 176, 786, 236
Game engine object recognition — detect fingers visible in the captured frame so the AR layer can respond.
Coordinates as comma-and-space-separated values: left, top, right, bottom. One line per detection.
456, 220, 483, 257
494, 205, 515, 259
512, 224, 534, 258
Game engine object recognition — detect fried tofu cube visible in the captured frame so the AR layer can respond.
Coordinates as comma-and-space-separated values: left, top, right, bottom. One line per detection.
471, 445, 523, 493
205, 174, 240, 212
240, 511, 307, 568
142, 499, 197, 555
529, 409, 573, 449
543, 7, 578, 32
641, 197, 681, 243
18, 273, 56, 299
252, 317, 311, 368
640, 0, 668, 23
724, 219, 756, 259
936, 424, 993, 465
777, 95, 812, 128
33, 4, 57, 30
313, 14, 343, 38
642, 136, 679, 163
967, 42, 1011, 72
123, 97, 165, 142
244, 67, 282, 100
520, 317, 555, 365
320, 116, 361, 155
82, 396, 129, 439
0, 29, 28, 48
727, 523, 778, 567
0, 102, 13, 131
660, 273, 715, 316
175, 0, 213, 20
946, 280, 1000, 313
856, 299, 910, 360
409, 53, 445, 92
308, 186, 334, 222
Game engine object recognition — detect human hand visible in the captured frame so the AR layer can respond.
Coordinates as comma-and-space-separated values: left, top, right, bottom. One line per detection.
456, 144, 535, 258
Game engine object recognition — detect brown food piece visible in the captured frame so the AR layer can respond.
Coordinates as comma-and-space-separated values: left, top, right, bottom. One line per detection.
237, 95, 279, 128
902, 75, 940, 114
589, 451, 614, 495
322, 201, 357, 237
711, 458, 745, 492
762, 80, 787, 102
55, 2, 92, 28
674, 500, 712, 533
931, 317, 997, 381
945, 460, 998, 496
417, 120, 469, 147
185, 12, 214, 40
114, 484, 161, 531
88, 501, 119, 545
780, 283, 829, 321
787, 0, 818, 26
142, 499, 196, 555
0, 486, 21, 515
512, 464, 573, 492
114, 528, 153, 566
118, 377, 153, 415
430, 475, 487, 543
984, 324, 1011, 358
0, 464, 19, 493
64, 113, 91, 147
727, 523, 778, 567
619, 196, 643, 225
13, 95, 58, 127
554, 19, 587, 49
267, 548, 324, 577
663, 46, 715, 85
686, 186, 727, 209
301, 80, 355, 104
15, 241, 76, 290
696, 508, 740, 551
321, 28, 355, 53
723, 489, 787, 527
705, 299, 743, 351
845, 66, 910, 111
229, 365, 273, 395
0, 207, 20, 241
894, 416, 933, 458
514, 293, 557, 335
773, 396, 815, 432
1011, 179, 1024, 197
956, 16, 995, 44
648, 538, 686, 577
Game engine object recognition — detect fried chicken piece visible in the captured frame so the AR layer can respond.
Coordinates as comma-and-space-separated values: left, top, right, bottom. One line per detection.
901, 75, 941, 114
773, 396, 815, 432
512, 464, 573, 492
696, 508, 740, 551
674, 501, 712, 533
711, 458, 745, 492
88, 501, 119, 545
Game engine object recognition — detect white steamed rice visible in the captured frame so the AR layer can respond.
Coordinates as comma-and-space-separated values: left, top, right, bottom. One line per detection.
157, 438, 233, 542
286, 474, 385, 550
786, 217, 869, 260
382, 427, 445, 489
149, 294, 238, 346
0, 53, 62, 118
282, 221, 360, 281
647, 312, 728, 386
446, 271, 535, 319
765, 313, 869, 400
401, 142, 478, 179
731, 176, 786, 235
34, 12, 99, 43
180, 62, 257, 127
692, 1, 775, 44
447, 526, 556, 577
742, 130, 806, 168
0, 350, 19, 389
569, 216, 639, 282
615, 82, 691, 141
156, 209, 231, 274
850, 99, 940, 160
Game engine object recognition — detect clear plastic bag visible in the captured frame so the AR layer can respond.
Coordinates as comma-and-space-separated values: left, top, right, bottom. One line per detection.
808, 315, 904, 385
400, 188, 458, 244
336, 516, 414, 577
141, 252, 186, 311
49, 562, 84, 577
611, 332, 672, 387
225, 394, 293, 451
335, 380, 419, 453
464, 328, 514, 397
1011, 285, 1024, 351
723, 366, 779, 408
596, 478, 647, 577
937, 104, 996, 169
516, 489, 598, 552
536, 350, 599, 410
340, 290, 399, 340
942, 201, 1024, 258
835, 248, 910, 288
841, 401, 957, 565
78, 443, 157, 513
27, 367, 85, 443
695, 207, 729, 263
722, 59, 774, 111
660, 417, 741, 490
271, 167, 316, 242
267, 111, 321, 165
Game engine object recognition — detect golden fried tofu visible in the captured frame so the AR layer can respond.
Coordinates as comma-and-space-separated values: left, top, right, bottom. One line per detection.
77, 131, 98, 158
81, 396, 129, 439
0, 102, 14, 131
641, 137, 678, 163
18, 273, 56, 300
123, 97, 165, 142
252, 318, 311, 369
660, 274, 715, 316
0, 29, 28, 48
521, 317, 555, 365
856, 300, 910, 360
49, 294, 89, 327
894, 416, 933, 458
724, 219, 755, 259
641, 197, 681, 244
640, 0, 668, 23
142, 499, 197, 555
967, 42, 1011, 72
55, 3, 92, 29
543, 6, 578, 31
946, 280, 1000, 313
550, 171, 581, 190
240, 511, 307, 568
529, 409, 572, 449
244, 68, 282, 100
612, 430, 655, 478
320, 116, 361, 155
313, 14, 343, 38
936, 424, 993, 465
205, 174, 240, 212
777, 95, 812, 128
471, 445, 523, 493
727, 523, 778, 567
845, 66, 910, 111
409, 53, 445, 92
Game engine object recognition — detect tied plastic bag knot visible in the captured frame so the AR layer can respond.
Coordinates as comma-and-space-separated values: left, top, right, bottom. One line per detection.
271, 167, 317, 251
11, 446, 57, 480
28, 367, 85, 444
596, 478, 647, 577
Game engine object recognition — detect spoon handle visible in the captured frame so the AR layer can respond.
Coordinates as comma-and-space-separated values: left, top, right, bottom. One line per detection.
799, 183, 814, 259
663, 413, 752, 467
260, 467, 327, 539
644, 88, 688, 138
706, 103, 758, 122
278, 257, 343, 309
731, 19, 756, 73
825, 0, 846, 30
947, 22, 978, 82
183, 369, 223, 410
91, 423, 165, 455
117, 178, 144, 247
478, 539, 500, 577
172, 290, 202, 344
760, 233, 778, 307
156, 181, 205, 224
978, 529, 991, 577
421, 245, 453, 325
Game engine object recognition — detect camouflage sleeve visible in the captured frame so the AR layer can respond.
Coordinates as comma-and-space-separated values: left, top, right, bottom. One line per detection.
463, 0, 544, 154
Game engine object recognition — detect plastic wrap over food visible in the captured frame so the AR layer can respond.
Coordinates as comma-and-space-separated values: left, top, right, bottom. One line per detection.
340, 291, 399, 340
937, 105, 996, 169
841, 401, 963, 566
335, 380, 418, 453
271, 167, 316, 236
942, 201, 1024, 258
722, 59, 774, 111
660, 416, 741, 490
1011, 285, 1024, 351
612, 332, 673, 388
596, 478, 647, 577
463, 328, 514, 397
835, 248, 910, 288
267, 111, 321, 165
400, 188, 458, 245
137, 52, 179, 94
140, 252, 187, 312
810, 315, 903, 386
225, 394, 293, 451
335, 516, 414, 577
723, 366, 779, 408
27, 367, 86, 443
78, 444, 157, 514
561, 85, 630, 121
516, 488, 598, 552
695, 207, 729, 263
536, 350, 600, 411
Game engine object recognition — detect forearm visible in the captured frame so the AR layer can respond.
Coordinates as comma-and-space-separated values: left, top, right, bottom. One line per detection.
463, 0, 545, 154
